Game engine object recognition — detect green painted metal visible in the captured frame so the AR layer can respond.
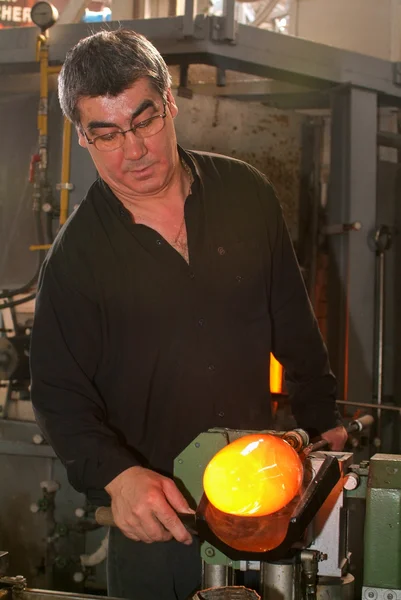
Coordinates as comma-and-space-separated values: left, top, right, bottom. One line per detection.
174, 428, 279, 566
364, 454, 401, 589
174, 429, 236, 566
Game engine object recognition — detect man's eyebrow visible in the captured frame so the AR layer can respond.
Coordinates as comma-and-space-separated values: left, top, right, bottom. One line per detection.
87, 99, 158, 132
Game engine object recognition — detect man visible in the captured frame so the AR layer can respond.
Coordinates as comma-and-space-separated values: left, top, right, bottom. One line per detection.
30, 28, 347, 600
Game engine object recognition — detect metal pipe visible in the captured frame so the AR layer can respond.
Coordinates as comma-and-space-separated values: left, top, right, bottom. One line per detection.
336, 399, 401, 413
376, 250, 385, 432
183, 0, 195, 37
260, 560, 301, 600
18, 589, 123, 600
377, 131, 401, 150
59, 118, 72, 227
222, 0, 236, 41
373, 225, 392, 445
201, 564, 234, 589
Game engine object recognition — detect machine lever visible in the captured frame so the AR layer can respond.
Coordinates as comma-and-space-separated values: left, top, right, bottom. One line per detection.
95, 506, 198, 536
307, 414, 374, 454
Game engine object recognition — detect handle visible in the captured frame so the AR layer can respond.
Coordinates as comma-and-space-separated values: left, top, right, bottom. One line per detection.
95, 507, 198, 535
95, 506, 115, 527
348, 414, 374, 433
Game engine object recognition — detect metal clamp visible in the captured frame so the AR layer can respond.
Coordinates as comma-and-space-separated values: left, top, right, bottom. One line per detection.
56, 182, 74, 191
374, 225, 392, 254
322, 221, 361, 235
0, 576, 26, 591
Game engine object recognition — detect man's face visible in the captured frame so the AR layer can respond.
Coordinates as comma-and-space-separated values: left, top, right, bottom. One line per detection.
77, 78, 179, 199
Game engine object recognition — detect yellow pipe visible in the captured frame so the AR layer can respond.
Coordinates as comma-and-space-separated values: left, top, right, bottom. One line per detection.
38, 42, 49, 136
59, 117, 72, 226
29, 244, 52, 251
47, 65, 61, 75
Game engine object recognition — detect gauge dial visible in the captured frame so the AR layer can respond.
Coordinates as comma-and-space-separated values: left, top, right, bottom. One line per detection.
31, 2, 59, 31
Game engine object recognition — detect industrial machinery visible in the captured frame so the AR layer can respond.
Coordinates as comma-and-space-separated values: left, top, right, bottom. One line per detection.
0, 551, 119, 600
173, 427, 356, 600
89, 418, 401, 600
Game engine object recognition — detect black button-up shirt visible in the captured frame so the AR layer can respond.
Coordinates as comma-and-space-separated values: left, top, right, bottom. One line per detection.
30, 147, 340, 505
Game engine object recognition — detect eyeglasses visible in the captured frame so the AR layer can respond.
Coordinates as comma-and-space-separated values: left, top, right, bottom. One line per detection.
83, 102, 167, 152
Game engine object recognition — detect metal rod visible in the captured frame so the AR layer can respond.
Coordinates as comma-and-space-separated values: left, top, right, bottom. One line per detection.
373, 225, 392, 444
377, 131, 401, 150
336, 399, 401, 413
201, 563, 234, 589
19, 589, 123, 600
222, 0, 236, 41
376, 250, 385, 433
260, 560, 301, 600
183, 0, 195, 37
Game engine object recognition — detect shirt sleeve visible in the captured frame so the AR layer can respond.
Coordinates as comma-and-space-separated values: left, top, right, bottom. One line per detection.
263, 183, 343, 437
30, 261, 140, 497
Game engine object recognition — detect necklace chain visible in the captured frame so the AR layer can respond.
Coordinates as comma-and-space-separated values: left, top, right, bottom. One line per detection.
173, 159, 193, 244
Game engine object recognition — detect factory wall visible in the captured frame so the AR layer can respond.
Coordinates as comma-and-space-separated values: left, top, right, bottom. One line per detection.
289, 0, 401, 61
0, 86, 303, 291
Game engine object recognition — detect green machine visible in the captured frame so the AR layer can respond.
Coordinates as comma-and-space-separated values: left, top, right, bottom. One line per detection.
175, 428, 401, 600
362, 454, 401, 600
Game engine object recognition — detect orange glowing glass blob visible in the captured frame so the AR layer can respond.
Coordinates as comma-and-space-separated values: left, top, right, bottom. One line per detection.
203, 433, 303, 517
270, 354, 283, 394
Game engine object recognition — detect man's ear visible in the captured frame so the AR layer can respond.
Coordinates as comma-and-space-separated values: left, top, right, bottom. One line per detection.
76, 125, 87, 148
166, 89, 178, 119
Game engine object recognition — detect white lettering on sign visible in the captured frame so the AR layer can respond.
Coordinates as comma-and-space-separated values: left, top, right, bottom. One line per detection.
0, 3, 32, 21
22, 6, 31, 21
1, 4, 12, 19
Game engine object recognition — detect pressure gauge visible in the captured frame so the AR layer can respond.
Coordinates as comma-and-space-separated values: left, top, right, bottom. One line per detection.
30, 1, 59, 31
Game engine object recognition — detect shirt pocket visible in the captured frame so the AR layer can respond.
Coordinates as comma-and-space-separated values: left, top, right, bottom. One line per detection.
211, 239, 269, 323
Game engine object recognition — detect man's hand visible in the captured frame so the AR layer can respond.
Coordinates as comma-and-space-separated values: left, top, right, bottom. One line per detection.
105, 466, 194, 545
321, 425, 348, 450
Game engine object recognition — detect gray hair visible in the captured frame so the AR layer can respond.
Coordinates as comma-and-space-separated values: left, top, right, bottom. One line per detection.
58, 28, 172, 125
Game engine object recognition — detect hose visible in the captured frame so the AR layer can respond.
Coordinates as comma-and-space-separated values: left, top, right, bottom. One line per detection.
0, 292, 37, 310
0, 192, 45, 303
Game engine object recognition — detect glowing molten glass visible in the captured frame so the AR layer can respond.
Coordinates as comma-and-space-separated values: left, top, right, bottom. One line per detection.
203, 433, 303, 517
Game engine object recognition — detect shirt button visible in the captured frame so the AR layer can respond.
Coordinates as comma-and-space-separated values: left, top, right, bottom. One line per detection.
198, 318, 205, 327
189, 272, 195, 279
218, 411, 225, 418
236, 275, 243, 283
156, 239, 162, 246
208, 364, 215, 371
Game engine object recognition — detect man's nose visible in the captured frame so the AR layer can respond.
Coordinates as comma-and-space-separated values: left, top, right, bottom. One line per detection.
123, 130, 147, 160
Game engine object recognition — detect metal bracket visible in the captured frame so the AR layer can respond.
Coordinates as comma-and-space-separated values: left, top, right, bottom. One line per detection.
322, 221, 362, 235
393, 62, 401, 87
56, 182, 74, 191
211, 16, 238, 43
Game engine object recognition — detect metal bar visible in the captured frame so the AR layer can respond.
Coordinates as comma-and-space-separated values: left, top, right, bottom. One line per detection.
222, 0, 236, 41
0, 552, 8, 577
1, 19, 401, 103
19, 589, 123, 600
376, 251, 385, 431
201, 564, 234, 589
0, 440, 56, 458
377, 131, 401, 150
336, 399, 401, 413
253, 0, 281, 27
327, 87, 378, 406
260, 561, 301, 600
183, 0, 195, 37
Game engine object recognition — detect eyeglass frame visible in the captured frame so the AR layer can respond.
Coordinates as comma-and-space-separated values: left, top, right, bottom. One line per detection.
81, 101, 167, 152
